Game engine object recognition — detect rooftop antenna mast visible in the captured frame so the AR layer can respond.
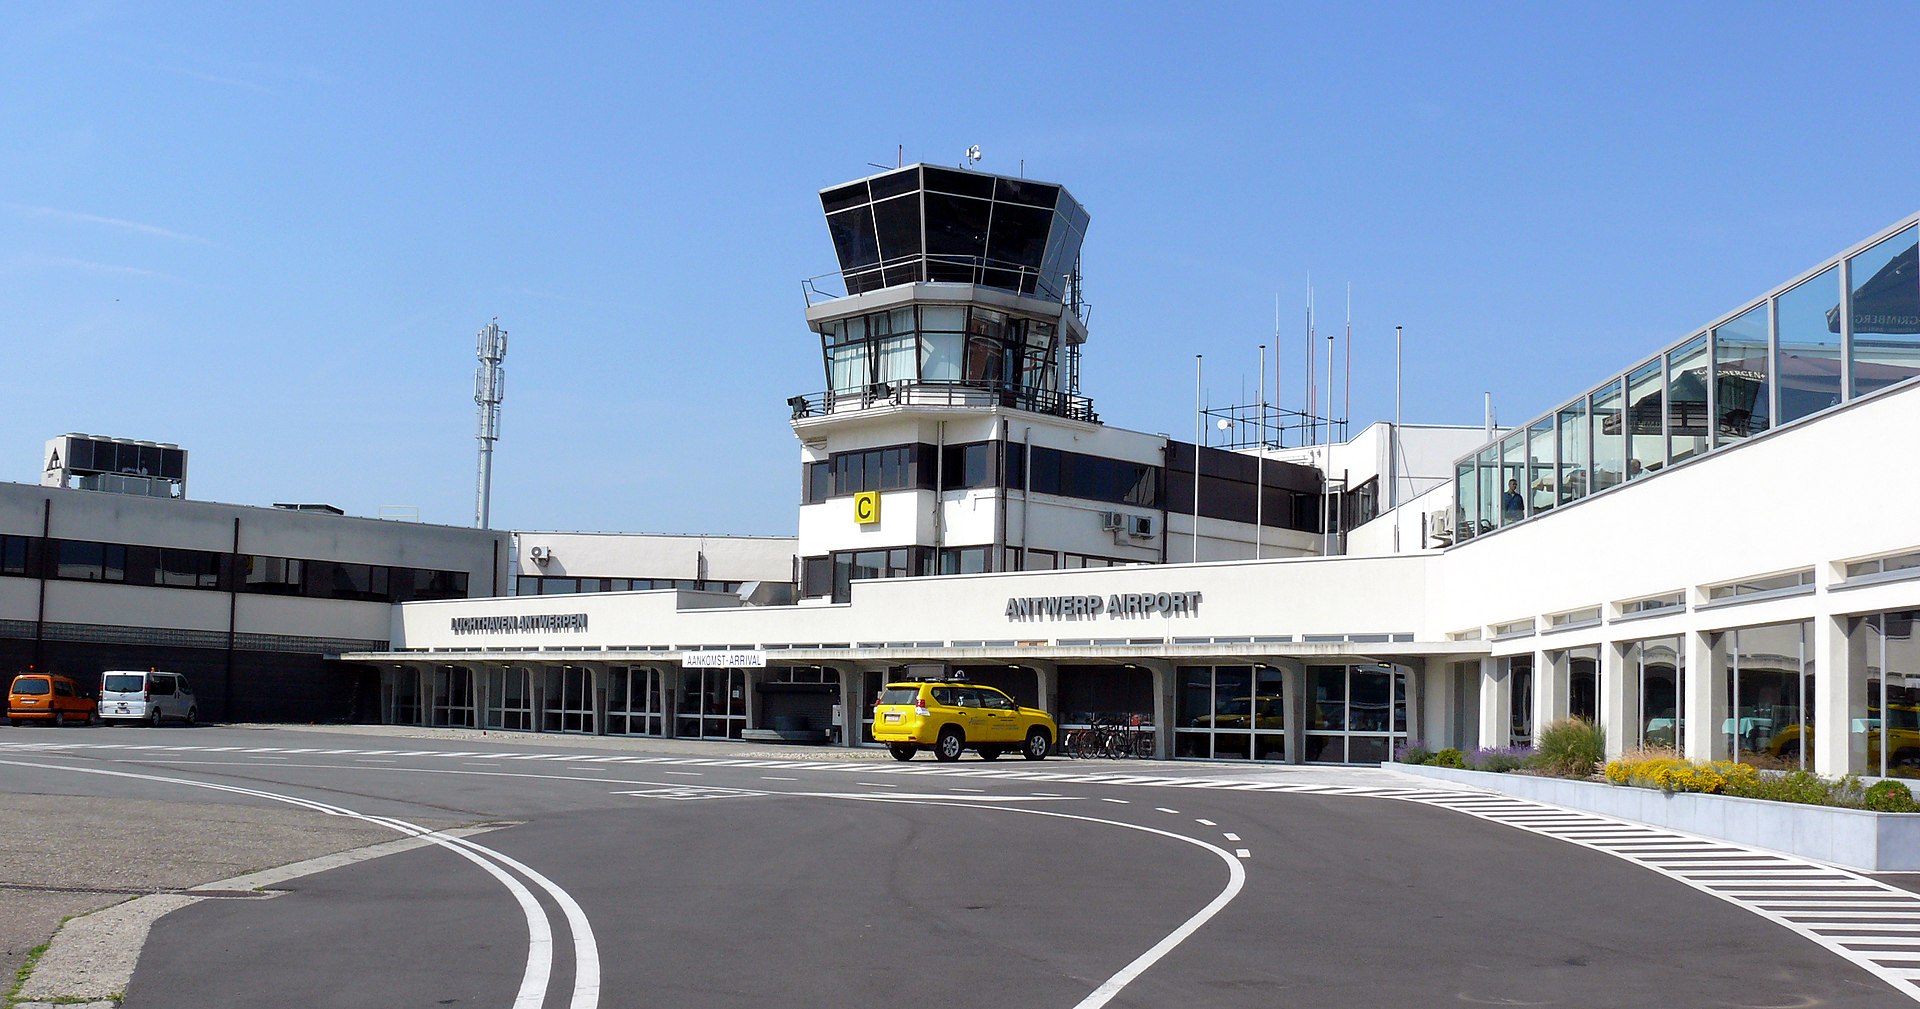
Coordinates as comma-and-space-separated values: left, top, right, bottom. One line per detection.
1344, 282, 1353, 443
474, 319, 508, 529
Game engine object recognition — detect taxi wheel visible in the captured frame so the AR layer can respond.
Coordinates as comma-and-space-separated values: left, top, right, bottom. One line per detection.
976, 747, 1002, 761
53, 712, 67, 727
1023, 729, 1051, 761
148, 708, 163, 728
185, 707, 197, 727
887, 744, 917, 762
934, 728, 964, 762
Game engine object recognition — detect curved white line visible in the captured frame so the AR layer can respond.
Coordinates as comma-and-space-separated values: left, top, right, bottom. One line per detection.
364, 814, 600, 1009
821, 794, 1247, 1009
0, 757, 561, 1009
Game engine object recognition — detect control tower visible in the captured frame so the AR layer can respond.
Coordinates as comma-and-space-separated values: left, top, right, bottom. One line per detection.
789, 164, 1326, 605
793, 164, 1093, 421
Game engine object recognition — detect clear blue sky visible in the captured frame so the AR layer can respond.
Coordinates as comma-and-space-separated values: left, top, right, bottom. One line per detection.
5, 3, 1915, 535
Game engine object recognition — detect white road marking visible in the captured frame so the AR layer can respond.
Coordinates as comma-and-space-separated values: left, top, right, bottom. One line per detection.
1155, 808, 1180, 814
662, 770, 703, 776
1195, 818, 1216, 826
826, 796, 1248, 1009
1100, 798, 1129, 804
0, 757, 592, 1009
1235, 849, 1251, 858
1222, 832, 1240, 841
951, 787, 984, 793
760, 776, 798, 781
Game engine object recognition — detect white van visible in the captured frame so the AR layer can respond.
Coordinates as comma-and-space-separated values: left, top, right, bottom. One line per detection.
98, 670, 198, 726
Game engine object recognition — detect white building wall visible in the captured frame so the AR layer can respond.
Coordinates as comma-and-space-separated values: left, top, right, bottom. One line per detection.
394, 552, 1435, 651
1427, 384, 1920, 639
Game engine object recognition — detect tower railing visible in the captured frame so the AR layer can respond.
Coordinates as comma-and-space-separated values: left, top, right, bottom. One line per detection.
787, 379, 1098, 424
802, 254, 1091, 329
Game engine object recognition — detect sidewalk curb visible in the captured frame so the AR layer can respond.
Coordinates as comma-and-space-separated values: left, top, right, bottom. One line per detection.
14, 823, 509, 1006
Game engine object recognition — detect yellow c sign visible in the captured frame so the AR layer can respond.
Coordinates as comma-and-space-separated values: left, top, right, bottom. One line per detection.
853, 491, 881, 524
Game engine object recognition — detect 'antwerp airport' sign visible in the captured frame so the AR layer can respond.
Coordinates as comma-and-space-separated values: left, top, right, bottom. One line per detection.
1005, 591, 1201, 621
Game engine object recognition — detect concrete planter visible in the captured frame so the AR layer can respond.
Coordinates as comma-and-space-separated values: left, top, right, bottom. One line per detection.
1387, 762, 1920, 873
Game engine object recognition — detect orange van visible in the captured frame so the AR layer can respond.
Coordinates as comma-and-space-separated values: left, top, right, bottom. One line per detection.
7, 673, 98, 726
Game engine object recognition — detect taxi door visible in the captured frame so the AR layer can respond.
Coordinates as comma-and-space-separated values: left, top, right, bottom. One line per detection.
946, 688, 991, 740
975, 689, 1021, 743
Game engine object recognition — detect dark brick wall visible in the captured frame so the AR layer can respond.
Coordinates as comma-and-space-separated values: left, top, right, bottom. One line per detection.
2, 635, 374, 723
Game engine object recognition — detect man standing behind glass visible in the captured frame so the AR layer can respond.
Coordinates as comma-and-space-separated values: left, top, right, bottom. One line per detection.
1502, 478, 1525, 524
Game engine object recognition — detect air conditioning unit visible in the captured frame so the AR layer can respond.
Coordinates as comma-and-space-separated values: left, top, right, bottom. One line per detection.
1427, 510, 1453, 546
529, 546, 551, 566
1099, 511, 1124, 531
1126, 514, 1155, 538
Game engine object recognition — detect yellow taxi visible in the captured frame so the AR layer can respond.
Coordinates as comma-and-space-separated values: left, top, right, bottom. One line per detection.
873, 678, 1055, 762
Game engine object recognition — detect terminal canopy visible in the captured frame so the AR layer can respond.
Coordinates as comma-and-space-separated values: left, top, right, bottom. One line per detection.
820, 165, 1089, 301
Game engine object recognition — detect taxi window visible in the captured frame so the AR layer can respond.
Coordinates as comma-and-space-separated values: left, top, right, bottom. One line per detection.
878, 687, 919, 705
150, 676, 176, 696
929, 687, 959, 706
12, 677, 50, 695
978, 690, 1014, 710
55, 681, 74, 696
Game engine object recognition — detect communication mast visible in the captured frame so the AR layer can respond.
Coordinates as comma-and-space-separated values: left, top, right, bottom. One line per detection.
474, 319, 508, 529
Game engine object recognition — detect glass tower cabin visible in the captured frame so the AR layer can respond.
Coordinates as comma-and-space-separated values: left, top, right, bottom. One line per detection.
793, 164, 1093, 421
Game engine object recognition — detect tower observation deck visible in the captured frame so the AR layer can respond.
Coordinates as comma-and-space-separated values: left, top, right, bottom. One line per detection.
792, 164, 1094, 422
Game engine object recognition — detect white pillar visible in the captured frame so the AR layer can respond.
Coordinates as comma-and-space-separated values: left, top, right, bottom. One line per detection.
1600, 640, 1636, 759
1477, 656, 1510, 748
1682, 631, 1727, 761
1537, 649, 1569, 730
1812, 613, 1854, 777
1134, 660, 1175, 761
1420, 660, 1456, 749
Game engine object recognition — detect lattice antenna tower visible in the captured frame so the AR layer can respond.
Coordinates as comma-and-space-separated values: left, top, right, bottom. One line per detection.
474, 319, 508, 529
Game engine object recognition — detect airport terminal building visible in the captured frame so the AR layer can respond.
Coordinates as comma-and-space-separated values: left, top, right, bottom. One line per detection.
338, 167, 1919, 780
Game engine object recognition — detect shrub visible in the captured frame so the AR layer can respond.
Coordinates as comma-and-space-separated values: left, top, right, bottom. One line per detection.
1864, 780, 1918, 813
1723, 770, 1876, 807
1427, 748, 1466, 768
1532, 718, 1606, 779
1466, 745, 1532, 773
1395, 740, 1434, 765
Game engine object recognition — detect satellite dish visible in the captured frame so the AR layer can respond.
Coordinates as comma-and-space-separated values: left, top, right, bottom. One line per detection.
965, 145, 982, 165
1216, 418, 1234, 431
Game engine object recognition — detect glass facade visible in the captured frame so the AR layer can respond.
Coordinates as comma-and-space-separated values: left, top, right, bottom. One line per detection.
1723, 622, 1813, 768
1629, 637, 1684, 751
1304, 664, 1408, 763
819, 303, 1064, 409
1174, 664, 1285, 760
1452, 214, 1920, 540
1848, 611, 1920, 779
820, 165, 1089, 300
1848, 226, 1920, 398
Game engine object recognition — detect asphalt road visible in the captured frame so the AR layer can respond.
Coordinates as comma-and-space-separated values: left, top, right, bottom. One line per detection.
2, 724, 1913, 1009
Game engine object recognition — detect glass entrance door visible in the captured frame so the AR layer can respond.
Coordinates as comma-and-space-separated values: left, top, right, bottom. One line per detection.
484, 667, 532, 730
607, 666, 666, 736
678, 668, 745, 739
543, 666, 595, 733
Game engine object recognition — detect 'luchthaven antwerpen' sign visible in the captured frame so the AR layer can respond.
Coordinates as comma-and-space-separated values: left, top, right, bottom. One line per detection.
451, 613, 590, 635
1005, 591, 1201, 621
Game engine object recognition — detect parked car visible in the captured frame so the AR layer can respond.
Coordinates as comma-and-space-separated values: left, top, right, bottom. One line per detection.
873, 678, 1055, 761
98, 670, 198, 726
7, 673, 98, 726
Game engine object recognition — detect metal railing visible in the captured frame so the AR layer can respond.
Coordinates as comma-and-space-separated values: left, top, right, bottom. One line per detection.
802, 254, 1091, 328
787, 379, 1098, 424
